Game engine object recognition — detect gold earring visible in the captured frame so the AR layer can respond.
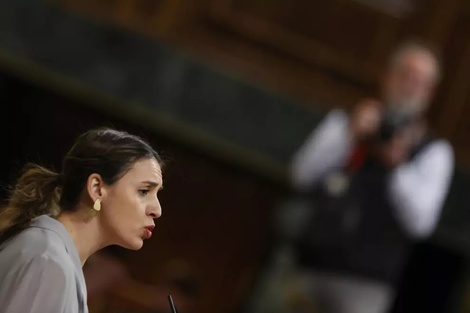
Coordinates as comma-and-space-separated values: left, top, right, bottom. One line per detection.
93, 199, 101, 212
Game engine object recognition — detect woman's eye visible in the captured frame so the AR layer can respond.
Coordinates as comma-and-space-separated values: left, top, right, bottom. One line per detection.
139, 189, 150, 196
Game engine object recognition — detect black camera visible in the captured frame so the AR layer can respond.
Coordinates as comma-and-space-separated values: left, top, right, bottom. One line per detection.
377, 109, 414, 142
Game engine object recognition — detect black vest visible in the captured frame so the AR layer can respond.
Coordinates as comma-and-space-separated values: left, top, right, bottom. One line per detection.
296, 136, 436, 285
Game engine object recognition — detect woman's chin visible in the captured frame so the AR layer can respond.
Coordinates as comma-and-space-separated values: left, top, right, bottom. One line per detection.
120, 238, 144, 250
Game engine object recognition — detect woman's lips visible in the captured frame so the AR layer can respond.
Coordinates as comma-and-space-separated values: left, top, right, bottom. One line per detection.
144, 225, 155, 239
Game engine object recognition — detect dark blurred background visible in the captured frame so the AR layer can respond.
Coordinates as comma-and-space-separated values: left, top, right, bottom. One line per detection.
1, 0, 470, 313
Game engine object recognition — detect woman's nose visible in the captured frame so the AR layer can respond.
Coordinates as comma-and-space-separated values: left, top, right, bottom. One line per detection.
148, 199, 162, 219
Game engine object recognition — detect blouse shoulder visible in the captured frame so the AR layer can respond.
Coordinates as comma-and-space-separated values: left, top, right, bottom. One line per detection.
0, 224, 74, 275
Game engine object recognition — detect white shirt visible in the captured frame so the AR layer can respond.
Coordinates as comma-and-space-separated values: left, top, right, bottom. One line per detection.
291, 109, 454, 239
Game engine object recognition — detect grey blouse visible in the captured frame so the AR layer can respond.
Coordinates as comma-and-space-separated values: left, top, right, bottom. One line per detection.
0, 215, 88, 313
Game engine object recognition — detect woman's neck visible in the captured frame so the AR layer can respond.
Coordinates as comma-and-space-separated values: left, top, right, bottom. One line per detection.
56, 210, 107, 266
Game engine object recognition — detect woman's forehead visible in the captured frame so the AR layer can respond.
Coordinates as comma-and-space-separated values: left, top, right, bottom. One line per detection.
123, 158, 162, 182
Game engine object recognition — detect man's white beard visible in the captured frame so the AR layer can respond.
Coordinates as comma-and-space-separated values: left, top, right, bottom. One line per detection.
385, 95, 425, 118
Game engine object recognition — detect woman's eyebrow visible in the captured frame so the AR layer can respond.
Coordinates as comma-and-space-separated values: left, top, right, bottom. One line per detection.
141, 181, 163, 190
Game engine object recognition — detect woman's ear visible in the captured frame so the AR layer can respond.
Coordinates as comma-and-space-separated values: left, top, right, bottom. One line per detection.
86, 173, 104, 202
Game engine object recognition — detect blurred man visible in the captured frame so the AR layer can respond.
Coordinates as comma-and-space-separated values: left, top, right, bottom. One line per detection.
289, 40, 454, 313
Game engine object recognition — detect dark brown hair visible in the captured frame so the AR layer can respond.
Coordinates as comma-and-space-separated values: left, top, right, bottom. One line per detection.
0, 128, 161, 242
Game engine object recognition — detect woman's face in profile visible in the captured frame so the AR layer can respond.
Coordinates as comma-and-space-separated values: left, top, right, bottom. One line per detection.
101, 157, 163, 250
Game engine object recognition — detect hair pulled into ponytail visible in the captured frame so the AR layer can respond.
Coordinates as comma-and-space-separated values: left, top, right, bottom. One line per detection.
0, 163, 62, 240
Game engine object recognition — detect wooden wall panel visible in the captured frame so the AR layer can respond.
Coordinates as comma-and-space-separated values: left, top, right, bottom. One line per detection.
202, 0, 452, 102
207, 0, 392, 86
431, 7, 470, 168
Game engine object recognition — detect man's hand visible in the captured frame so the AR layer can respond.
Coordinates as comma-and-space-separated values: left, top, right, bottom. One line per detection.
349, 99, 383, 142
